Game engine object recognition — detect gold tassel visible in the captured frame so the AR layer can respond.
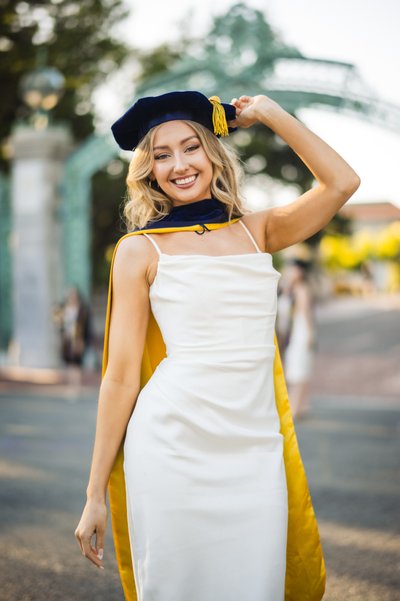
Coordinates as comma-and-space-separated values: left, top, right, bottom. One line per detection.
208, 95, 229, 137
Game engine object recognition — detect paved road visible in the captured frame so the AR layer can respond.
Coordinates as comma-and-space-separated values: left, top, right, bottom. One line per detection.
0, 296, 399, 600
297, 398, 400, 601
310, 295, 400, 399
0, 389, 123, 600
305, 294, 400, 600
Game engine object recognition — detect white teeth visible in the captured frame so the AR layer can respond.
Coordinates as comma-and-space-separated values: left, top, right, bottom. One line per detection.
174, 175, 196, 185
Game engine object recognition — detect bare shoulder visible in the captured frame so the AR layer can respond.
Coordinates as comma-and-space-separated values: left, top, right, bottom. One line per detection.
106, 234, 155, 387
112, 234, 154, 288
240, 208, 273, 253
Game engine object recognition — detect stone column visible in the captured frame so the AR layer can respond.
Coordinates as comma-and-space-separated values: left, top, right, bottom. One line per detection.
10, 124, 73, 368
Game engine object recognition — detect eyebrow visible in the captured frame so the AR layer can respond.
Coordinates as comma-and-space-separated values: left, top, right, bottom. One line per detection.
153, 135, 199, 151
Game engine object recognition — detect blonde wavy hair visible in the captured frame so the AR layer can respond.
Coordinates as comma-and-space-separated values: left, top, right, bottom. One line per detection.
123, 120, 249, 231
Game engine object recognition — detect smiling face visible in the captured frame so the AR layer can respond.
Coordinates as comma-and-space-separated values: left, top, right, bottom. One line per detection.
151, 120, 214, 206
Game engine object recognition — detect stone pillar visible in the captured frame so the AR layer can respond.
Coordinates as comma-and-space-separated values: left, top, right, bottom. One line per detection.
10, 124, 73, 368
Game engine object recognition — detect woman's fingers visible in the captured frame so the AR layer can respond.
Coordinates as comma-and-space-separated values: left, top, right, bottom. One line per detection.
231, 95, 252, 107
74, 526, 85, 555
74, 500, 107, 569
75, 531, 84, 555
81, 535, 104, 569
95, 528, 105, 561
75, 527, 105, 569
231, 97, 246, 111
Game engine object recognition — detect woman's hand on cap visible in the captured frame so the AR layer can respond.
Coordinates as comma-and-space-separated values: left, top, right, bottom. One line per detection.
230, 95, 279, 128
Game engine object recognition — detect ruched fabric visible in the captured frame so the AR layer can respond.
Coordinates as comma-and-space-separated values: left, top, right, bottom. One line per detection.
123, 228, 288, 600
102, 219, 326, 601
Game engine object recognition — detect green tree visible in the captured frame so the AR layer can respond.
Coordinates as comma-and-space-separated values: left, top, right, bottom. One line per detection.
0, 0, 133, 293
205, 5, 314, 203
0, 0, 129, 170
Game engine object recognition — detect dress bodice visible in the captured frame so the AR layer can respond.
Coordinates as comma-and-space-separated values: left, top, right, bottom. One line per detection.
142, 220, 281, 363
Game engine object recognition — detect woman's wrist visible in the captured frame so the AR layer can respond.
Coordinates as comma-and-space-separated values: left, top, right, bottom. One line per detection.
254, 96, 286, 127
86, 484, 107, 503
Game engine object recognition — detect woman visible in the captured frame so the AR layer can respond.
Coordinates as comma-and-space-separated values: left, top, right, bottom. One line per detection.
74, 90, 360, 600
55, 286, 91, 393
279, 258, 317, 419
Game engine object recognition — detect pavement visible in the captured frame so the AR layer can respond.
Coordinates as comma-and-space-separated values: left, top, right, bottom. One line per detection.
302, 292, 400, 600
310, 292, 400, 402
0, 292, 399, 600
296, 397, 400, 601
0, 389, 123, 600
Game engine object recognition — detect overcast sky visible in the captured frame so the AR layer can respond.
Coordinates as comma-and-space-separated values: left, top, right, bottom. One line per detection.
98, 0, 400, 206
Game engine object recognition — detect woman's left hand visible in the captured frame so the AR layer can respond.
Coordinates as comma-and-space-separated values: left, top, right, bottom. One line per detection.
228, 94, 279, 128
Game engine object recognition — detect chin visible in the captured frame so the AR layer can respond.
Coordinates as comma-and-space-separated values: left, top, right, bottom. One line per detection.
167, 188, 211, 203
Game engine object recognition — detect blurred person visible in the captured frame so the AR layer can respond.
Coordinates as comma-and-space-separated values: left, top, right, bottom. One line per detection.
360, 260, 375, 296
278, 259, 317, 419
73, 90, 360, 599
55, 286, 92, 394
276, 274, 294, 353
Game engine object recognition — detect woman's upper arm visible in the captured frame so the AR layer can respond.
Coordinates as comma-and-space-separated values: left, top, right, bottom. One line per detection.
259, 180, 359, 254
104, 236, 151, 387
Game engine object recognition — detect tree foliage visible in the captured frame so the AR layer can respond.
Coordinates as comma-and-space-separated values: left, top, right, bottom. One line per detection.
203, 3, 301, 72
134, 3, 313, 192
0, 0, 133, 294
0, 0, 129, 170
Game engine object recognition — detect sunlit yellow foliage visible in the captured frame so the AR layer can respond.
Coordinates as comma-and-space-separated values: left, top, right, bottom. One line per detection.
320, 221, 400, 270
352, 229, 374, 257
320, 234, 367, 270
373, 221, 400, 260
388, 261, 400, 291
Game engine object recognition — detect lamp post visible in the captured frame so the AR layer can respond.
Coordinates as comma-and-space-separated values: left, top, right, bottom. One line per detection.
9, 65, 73, 369
19, 66, 66, 129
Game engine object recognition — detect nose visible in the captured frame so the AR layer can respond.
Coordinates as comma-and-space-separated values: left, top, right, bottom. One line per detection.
172, 151, 190, 174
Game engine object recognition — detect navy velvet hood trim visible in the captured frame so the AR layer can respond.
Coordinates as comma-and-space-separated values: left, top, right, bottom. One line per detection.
135, 198, 230, 231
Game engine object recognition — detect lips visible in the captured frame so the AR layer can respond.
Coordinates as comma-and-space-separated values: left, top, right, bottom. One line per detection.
170, 174, 198, 187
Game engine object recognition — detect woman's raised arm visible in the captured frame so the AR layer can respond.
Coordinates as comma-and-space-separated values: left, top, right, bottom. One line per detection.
74, 235, 151, 569
230, 95, 361, 253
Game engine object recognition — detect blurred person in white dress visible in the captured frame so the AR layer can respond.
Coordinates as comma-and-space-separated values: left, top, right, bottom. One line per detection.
277, 258, 317, 419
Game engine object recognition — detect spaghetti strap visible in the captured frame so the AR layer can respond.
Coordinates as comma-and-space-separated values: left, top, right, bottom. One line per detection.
238, 220, 262, 253
142, 233, 162, 257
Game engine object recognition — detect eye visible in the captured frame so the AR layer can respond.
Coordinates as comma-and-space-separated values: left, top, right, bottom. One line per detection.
154, 153, 169, 160
185, 144, 200, 153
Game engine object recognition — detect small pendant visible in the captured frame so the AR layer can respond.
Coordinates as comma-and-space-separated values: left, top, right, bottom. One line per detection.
195, 224, 210, 235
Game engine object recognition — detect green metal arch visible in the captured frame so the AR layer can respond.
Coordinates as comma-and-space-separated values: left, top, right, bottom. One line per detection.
61, 133, 117, 299
137, 57, 400, 135
61, 54, 400, 299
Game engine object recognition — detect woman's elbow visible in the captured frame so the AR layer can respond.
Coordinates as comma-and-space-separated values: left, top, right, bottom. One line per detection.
344, 171, 361, 197
347, 173, 361, 195
336, 173, 361, 197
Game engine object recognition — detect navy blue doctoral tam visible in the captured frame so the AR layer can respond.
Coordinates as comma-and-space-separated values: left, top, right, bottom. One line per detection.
111, 90, 237, 151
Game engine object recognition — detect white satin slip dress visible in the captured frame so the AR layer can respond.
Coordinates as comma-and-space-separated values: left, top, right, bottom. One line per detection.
123, 219, 288, 601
